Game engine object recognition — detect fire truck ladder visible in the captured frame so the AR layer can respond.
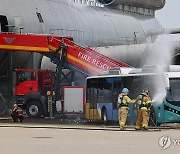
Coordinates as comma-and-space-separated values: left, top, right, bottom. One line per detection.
48, 36, 129, 75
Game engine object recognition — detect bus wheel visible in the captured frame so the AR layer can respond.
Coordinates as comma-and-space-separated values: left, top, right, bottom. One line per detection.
101, 108, 107, 123
26, 101, 43, 118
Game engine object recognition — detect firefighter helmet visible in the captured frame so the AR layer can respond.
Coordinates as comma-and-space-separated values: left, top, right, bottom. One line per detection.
122, 88, 129, 93
143, 88, 149, 95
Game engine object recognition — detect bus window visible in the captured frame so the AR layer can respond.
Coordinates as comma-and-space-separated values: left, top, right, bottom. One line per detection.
121, 75, 158, 99
122, 76, 142, 98
166, 89, 173, 102
98, 78, 112, 103
112, 78, 122, 108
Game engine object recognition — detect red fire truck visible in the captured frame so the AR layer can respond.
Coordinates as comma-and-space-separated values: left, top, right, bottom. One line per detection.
0, 33, 128, 117
15, 68, 54, 117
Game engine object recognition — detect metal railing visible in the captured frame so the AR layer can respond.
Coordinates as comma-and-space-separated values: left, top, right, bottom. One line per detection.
49, 28, 84, 46
50, 28, 140, 47
71, 0, 103, 7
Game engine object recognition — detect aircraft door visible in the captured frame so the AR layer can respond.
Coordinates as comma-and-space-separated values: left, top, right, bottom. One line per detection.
0, 15, 8, 32
14, 16, 23, 33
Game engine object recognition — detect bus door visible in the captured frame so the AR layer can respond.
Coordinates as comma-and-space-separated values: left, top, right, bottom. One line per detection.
98, 78, 114, 121
86, 78, 98, 120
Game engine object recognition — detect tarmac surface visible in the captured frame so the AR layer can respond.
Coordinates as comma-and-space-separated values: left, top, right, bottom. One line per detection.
0, 116, 179, 154
0, 114, 179, 129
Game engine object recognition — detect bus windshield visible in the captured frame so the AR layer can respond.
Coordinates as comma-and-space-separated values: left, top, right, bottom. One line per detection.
166, 78, 180, 106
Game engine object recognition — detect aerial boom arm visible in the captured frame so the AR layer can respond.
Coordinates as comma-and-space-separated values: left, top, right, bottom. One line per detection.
0, 33, 129, 75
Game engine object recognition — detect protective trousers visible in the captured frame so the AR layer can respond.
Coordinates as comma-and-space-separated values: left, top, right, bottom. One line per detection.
135, 108, 142, 129
119, 107, 128, 129
141, 109, 149, 129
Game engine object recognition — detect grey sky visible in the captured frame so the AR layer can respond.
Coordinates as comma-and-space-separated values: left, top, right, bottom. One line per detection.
156, 0, 180, 41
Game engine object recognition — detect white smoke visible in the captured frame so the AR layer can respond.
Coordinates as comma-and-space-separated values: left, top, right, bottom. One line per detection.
144, 42, 172, 67
41, 56, 56, 70
151, 73, 167, 104
143, 42, 173, 103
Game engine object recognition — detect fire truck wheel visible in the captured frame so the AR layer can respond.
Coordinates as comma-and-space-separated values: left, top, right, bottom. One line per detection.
26, 101, 43, 118
101, 107, 107, 123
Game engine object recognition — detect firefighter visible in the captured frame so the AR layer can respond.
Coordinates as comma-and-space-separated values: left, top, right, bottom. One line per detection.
11, 104, 24, 122
117, 88, 137, 130
135, 89, 152, 130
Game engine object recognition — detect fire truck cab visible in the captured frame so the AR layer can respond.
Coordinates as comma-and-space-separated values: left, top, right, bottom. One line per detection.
15, 68, 54, 117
